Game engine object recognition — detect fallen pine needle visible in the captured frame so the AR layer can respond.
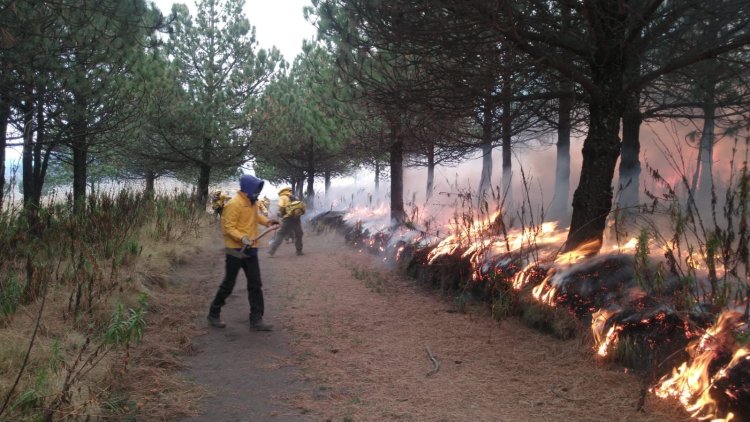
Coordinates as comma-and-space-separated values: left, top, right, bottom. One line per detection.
425, 345, 440, 376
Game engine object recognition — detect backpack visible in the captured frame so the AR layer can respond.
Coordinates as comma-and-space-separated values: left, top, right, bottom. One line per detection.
285, 195, 306, 218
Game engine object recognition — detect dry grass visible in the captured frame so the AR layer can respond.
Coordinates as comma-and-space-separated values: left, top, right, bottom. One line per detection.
112, 224, 218, 419
0, 216, 214, 421
272, 231, 689, 422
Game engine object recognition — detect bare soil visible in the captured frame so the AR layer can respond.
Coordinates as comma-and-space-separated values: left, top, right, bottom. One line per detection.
176, 225, 688, 422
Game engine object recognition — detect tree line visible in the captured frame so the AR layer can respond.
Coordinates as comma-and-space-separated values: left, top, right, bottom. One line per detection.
0, 0, 287, 215
307, 0, 750, 251
3, 0, 750, 253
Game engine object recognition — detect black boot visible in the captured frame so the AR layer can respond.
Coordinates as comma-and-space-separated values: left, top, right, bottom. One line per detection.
207, 306, 226, 328
250, 318, 273, 331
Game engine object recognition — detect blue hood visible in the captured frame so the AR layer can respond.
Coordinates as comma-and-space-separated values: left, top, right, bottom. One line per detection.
239, 174, 264, 201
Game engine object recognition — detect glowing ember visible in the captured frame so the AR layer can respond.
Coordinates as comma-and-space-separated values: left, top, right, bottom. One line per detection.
652, 311, 748, 421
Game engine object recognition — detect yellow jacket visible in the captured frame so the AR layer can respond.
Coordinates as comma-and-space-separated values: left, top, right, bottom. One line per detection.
221, 191, 272, 248
258, 197, 270, 216
277, 187, 293, 218
211, 192, 229, 210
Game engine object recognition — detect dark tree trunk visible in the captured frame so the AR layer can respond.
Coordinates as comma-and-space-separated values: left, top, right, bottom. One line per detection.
0, 96, 8, 210
71, 96, 88, 213
501, 83, 512, 205
550, 83, 572, 219
306, 170, 315, 199
31, 90, 46, 206
694, 103, 715, 201
478, 99, 494, 197
197, 164, 211, 208
295, 177, 304, 198
566, 90, 624, 251
426, 145, 435, 200
197, 137, 212, 206
565, 2, 626, 252
389, 131, 405, 225
691, 80, 716, 202
618, 91, 642, 213
306, 136, 315, 199
618, 47, 642, 214
324, 170, 331, 195
374, 161, 380, 191
145, 170, 156, 198
21, 87, 35, 209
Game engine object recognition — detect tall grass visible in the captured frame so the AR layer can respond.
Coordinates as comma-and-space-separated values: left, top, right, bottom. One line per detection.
639, 135, 750, 313
0, 188, 203, 420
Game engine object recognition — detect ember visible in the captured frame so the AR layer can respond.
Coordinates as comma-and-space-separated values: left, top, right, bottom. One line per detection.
311, 209, 750, 420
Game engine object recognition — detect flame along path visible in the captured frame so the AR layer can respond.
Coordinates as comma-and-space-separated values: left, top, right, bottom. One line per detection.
264, 229, 688, 421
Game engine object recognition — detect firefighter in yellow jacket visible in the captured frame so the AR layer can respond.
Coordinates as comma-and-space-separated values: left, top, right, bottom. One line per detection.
210, 190, 229, 220
207, 175, 279, 330
258, 195, 271, 216
268, 187, 304, 256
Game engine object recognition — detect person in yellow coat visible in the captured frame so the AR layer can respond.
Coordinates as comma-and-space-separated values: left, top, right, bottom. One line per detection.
268, 187, 305, 256
210, 190, 229, 220
207, 175, 279, 330
257, 195, 271, 216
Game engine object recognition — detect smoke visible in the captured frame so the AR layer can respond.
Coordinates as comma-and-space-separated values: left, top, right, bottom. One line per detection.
307, 120, 748, 231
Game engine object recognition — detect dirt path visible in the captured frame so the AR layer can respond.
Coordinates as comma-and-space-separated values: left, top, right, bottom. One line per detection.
177, 228, 311, 422
178, 225, 687, 422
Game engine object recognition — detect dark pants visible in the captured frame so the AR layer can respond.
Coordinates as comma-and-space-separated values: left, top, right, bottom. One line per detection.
269, 217, 303, 254
209, 253, 264, 322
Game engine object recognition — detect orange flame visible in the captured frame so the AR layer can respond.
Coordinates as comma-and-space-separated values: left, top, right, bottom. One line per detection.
591, 308, 622, 357
652, 311, 748, 421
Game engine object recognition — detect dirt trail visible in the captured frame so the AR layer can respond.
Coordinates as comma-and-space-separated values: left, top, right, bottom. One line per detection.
178, 225, 687, 422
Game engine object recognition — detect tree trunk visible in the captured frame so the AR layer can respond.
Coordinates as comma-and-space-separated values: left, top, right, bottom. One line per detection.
306, 136, 315, 199
145, 170, 156, 198
0, 96, 8, 210
71, 96, 88, 213
197, 163, 211, 208
691, 79, 716, 203
21, 86, 35, 209
426, 145, 435, 200
324, 170, 331, 195
374, 161, 380, 191
31, 89, 46, 206
566, 90, 624, 252
389, 130, 405, 225
618, 47, 642, 215
565, 2, 626, 252
478, 99, 494, 197
197, 137, 212, 205
694, 103, 715, 201
501, 85, 512, 206
306, 170, 315, 199
618, 94, 642, 213
295, 177, 304, 198
550, 83, 572, 219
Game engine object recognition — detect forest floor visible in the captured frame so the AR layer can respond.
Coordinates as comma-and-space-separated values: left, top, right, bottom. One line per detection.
170, 223, 688, 422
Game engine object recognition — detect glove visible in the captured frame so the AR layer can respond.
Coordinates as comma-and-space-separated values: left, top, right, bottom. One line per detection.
241, 235, 253, 246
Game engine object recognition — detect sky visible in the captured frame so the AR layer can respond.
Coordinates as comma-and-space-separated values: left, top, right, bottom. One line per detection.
151, 0, 318, 62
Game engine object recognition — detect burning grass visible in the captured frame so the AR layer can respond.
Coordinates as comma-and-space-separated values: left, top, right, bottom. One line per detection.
309, 167, 750, 421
